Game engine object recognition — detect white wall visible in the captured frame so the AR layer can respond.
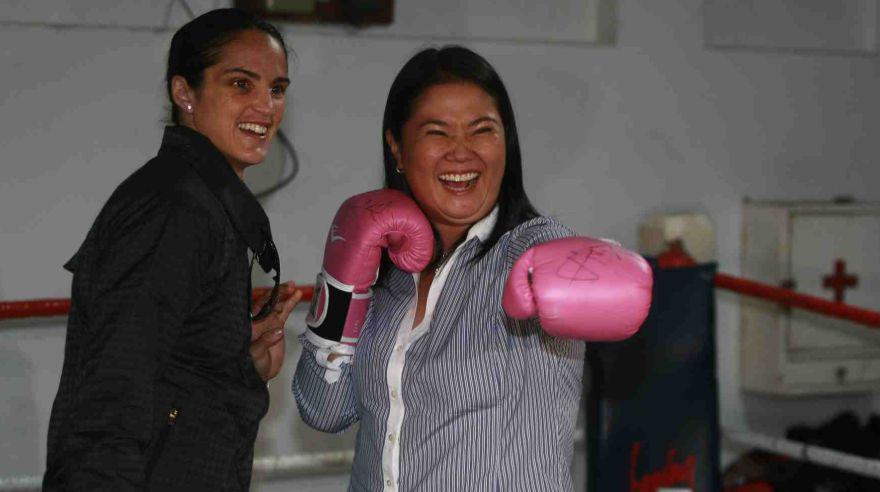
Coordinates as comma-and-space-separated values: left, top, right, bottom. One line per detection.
2, 0, 879, 489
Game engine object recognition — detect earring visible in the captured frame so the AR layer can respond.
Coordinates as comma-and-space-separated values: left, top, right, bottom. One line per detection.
185, 104, 192, 113
395, 167, 404, 174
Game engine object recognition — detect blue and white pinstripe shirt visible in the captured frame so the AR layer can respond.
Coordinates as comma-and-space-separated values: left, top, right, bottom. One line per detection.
293, 212, 585, 491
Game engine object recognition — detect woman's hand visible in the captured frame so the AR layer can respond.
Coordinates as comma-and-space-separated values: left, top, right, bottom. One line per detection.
250, 282, 302, 382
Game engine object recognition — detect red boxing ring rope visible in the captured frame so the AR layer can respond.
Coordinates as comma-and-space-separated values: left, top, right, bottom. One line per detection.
2, 243, 878, 328
714, 273, 880, 329
654, 241, 880, 329
0, 285, 314, 321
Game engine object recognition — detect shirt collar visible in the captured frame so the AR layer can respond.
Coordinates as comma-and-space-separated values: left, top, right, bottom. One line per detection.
159, 125, 277, 273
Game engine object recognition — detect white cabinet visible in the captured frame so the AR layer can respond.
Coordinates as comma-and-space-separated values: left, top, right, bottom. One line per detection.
740, 200, 880, 395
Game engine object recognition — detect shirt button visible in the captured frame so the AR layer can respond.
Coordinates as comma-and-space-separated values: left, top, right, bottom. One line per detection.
388, 433, 396, 443
395, 345, 403, 352
386, 478, 393, 487
390, 389, 398, 399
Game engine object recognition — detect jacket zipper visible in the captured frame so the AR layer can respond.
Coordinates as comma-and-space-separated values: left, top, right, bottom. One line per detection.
146, 406, 180, 477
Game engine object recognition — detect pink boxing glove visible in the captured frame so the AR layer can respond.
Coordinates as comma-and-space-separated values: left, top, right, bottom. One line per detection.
306, 189, 433, 346
502, 237, 653, 341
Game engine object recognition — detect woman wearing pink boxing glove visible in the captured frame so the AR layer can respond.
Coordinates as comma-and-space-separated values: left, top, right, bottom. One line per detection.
293, 46, 652, 491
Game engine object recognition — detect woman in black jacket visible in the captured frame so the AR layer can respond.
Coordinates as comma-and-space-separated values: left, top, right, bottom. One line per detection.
43, 9, 301, 491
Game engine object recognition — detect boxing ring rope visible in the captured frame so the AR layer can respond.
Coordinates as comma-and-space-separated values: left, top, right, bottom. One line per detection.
3, 251, 880, 488
714, 272, 880, 328
0, 436, 589, 490
0, 285, 315, 320
0, 449, 356, 491
5, 250, 878, 328
723, 428, 880, 480
655, 243, 880, 329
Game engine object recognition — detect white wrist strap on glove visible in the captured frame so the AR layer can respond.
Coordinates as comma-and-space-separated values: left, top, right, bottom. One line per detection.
305, 329, 354, 384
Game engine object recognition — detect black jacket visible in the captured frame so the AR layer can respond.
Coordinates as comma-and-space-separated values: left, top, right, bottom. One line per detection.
44, 126, 276, 491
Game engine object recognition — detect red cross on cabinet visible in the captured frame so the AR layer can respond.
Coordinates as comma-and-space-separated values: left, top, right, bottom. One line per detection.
823, 259, 859, 303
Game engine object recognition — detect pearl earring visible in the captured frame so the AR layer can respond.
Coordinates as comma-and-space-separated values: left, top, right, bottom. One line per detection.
186, 104, 192, 113
395, 167, 404, 174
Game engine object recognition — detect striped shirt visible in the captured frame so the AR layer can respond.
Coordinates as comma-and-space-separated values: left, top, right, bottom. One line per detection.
292, 211, 584, 491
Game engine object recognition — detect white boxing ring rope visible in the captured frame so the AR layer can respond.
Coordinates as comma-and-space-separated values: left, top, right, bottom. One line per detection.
723, 428, 880, 480
0, 449, 356, 491
6, 427, 880, 489
0, 430, 581, 490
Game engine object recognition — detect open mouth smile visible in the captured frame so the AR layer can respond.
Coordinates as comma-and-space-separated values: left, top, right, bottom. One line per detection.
438, 171, 480, 192
238, 122, 268, 138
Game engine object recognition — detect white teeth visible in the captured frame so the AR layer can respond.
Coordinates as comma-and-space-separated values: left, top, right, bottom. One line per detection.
438, 172, 480, 182
238, 123, 268, 135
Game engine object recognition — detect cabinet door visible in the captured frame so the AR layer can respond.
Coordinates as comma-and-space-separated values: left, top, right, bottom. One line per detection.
784, 213, 880, 385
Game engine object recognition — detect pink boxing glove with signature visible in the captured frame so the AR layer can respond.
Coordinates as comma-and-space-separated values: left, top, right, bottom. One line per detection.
502, 237, 653, 341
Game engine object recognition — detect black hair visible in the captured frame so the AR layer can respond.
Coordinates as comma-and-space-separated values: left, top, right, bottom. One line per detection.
380, 46, 539, 278
165, 8, 287, 124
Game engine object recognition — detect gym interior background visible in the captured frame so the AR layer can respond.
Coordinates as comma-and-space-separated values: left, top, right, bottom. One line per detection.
1, 0, 878, 490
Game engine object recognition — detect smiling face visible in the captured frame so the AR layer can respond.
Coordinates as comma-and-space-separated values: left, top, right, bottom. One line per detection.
172, 29, 289, 177
386, 81, 506, 248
